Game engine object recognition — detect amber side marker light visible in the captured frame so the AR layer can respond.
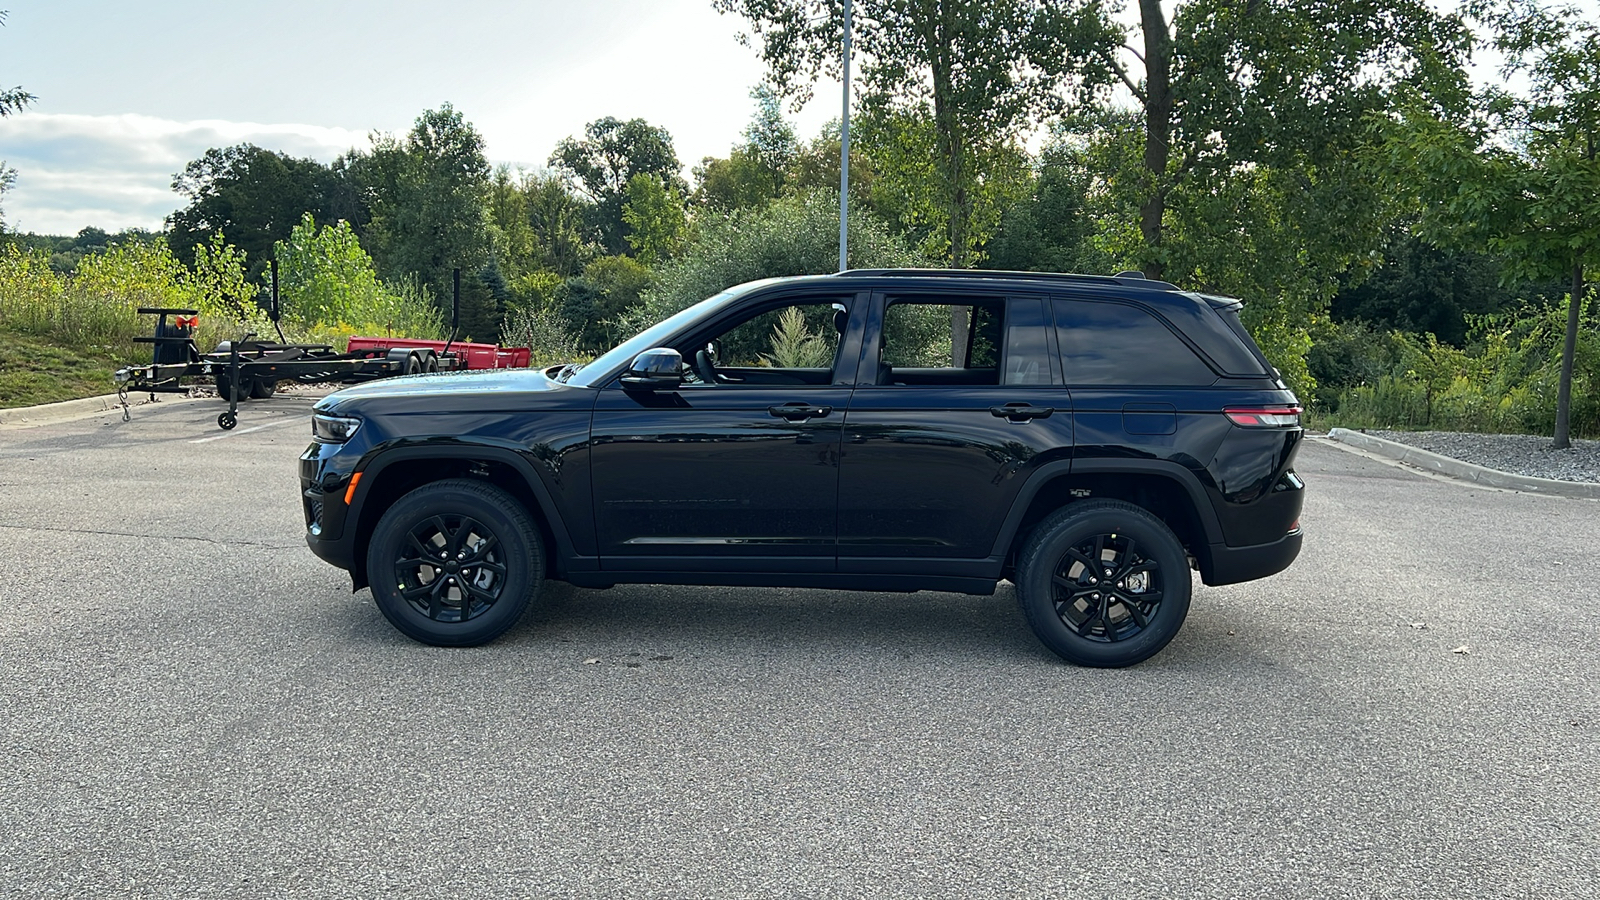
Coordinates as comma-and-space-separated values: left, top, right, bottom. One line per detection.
1225, 406, 1302, 427
343, 471, 363, 505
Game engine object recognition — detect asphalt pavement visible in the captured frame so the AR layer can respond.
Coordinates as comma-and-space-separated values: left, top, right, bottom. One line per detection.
1, 395, 1596, 898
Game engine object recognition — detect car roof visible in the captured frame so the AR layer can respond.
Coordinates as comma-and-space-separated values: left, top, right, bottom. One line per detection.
838, 268, 1182, 292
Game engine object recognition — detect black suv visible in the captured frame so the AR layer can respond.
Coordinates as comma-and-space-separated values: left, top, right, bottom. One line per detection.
300, 270, 1304, 667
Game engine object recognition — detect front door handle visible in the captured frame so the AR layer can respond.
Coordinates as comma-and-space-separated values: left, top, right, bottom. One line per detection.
990, 403, 1054, 422
769, 403, 833, 421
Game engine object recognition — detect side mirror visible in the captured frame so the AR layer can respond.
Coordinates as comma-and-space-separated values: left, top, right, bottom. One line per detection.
621, 347, 684, 391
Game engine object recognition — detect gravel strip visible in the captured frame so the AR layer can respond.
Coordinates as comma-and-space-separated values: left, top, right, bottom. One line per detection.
1365, 430, 1600, 483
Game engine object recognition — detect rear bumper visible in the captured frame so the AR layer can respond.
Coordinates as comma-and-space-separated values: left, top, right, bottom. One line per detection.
1202, 529, 1302, 587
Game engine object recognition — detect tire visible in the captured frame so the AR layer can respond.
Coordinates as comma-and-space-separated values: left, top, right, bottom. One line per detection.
214, 373, 248, 402
1015, 499, 1191, 668
247, 377, 278, 399
366, 479, 543, 647
404, 353, 421, 376
423, 352, 439, 374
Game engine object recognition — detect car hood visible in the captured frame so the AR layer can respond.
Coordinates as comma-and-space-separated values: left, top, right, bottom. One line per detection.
313, 368, 585, 417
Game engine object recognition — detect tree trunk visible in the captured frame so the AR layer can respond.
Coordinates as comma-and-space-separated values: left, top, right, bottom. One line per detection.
925, 4, 969, 269
1552, 261, 1583, 450
1138, 0, 1174, 281
921, 3, 972, 353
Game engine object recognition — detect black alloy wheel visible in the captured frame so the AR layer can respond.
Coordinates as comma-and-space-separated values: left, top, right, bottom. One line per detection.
367, 479, 542, 646
1015, 500, 1191, 667
394, 513, 507, 622
1051, 531, 1164, 642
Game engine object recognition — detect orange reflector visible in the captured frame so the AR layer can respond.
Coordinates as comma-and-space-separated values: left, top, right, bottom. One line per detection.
343, 471, 363, 505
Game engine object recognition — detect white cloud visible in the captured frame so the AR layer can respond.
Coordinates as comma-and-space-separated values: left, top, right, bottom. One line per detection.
0, 113, 372, 234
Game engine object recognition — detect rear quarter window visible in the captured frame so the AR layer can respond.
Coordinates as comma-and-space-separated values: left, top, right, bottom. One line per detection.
1053, 298, 1218, 386
1168, 294, 1270, 376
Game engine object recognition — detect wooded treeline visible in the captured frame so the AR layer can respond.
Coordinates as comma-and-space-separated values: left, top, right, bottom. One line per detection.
1, 0, 1596, 438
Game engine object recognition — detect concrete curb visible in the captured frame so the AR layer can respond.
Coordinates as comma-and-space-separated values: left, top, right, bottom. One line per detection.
1324, 427, 1600, 500
0, 392, 192, 429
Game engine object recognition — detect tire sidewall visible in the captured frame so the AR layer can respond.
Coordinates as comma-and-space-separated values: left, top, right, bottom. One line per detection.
366, 481, 541, 647
1017, 503, 1192, 667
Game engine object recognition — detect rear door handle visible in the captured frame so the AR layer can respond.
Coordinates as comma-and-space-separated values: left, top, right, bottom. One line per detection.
990, 403, 1054, 422
769, 403, 832, 421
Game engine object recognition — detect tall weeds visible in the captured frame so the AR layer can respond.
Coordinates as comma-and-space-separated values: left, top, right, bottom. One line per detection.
1313, 299, 1600, 438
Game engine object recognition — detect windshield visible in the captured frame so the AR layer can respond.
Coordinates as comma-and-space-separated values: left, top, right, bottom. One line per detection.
565, 282, 773, 388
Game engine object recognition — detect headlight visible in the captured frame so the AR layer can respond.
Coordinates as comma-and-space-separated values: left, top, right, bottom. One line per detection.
312, 413, 362, 443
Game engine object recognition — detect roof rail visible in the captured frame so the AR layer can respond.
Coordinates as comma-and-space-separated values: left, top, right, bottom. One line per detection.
838, 268, 1180, 291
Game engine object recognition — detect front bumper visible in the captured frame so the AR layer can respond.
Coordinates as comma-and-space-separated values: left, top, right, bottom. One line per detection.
301, 441, 360, 574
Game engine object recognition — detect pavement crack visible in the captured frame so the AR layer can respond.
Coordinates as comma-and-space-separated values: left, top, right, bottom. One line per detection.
0, 523, 300, 550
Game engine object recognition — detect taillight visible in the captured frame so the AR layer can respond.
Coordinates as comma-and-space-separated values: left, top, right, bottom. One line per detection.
1225, 406, 1302, 427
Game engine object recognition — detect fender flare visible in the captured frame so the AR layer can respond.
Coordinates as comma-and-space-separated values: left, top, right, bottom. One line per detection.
348, 439, 581, 561
988, 458, 1225, 558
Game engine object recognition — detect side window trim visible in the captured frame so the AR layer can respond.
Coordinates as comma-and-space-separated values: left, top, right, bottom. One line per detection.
999, 294, 1059, 387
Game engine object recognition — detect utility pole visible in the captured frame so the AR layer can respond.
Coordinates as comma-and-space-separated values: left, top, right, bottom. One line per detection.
839, 0, 852, 273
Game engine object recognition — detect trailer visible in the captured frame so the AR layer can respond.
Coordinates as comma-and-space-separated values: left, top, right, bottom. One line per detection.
112, 268, 531, 430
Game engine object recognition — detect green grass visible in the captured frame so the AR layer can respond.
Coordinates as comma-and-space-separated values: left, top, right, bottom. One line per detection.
0, 326, 129, 408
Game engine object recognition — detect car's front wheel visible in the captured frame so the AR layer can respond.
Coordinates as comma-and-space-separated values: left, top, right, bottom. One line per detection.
366, 479, 543, 646
1015, 500, 1191, 667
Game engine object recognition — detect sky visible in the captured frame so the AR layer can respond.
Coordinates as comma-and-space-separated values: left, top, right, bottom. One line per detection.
2, 1, 1595, 237
0, 0, 846, 235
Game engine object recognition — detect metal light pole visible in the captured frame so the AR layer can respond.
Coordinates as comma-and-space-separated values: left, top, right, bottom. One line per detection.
839, 0, 852, 273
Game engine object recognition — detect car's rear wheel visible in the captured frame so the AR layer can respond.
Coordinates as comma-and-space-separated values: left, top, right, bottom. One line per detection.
1015, 500, 1191, 667
366, 479, 542, 646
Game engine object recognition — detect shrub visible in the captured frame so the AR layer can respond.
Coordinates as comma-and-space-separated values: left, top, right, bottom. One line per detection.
273, 214, 442, 344
501, 302, 580, 367
639, 189, 924, 326
1317, 297, 1600, 438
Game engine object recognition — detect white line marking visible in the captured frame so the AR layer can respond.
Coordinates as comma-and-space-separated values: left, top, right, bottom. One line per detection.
188, 417, 304, 443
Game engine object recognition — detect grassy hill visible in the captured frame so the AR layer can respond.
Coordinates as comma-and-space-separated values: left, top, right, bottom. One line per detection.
0, 326, 125, 408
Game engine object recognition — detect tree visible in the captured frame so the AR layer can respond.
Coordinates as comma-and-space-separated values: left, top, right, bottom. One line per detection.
486, 165, 536, 275
641, 189, 923, 320
522, 171, 595, 278
167, 144, 343, 281
693, 86, 803, 212
0, 10, 32, 118
273, 213, 441, 339
983, 135, 1108, 274
1055, 0, 1471, 392
855, 105, 1034, 263
549, 117, 685, 255
1329, 230, 1532, 347
785, 119, 878, 207
622, 173, 688, 265
1088, 0, 1468, 282
715, 0, 1117, 267
1387, 0, 1600, 448
0, 163, 13, 232
353, 104, 494, 319
558, 254, 655, 351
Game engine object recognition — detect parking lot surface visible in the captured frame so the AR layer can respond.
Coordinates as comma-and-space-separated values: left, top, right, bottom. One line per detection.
2, 394, 1596, 898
